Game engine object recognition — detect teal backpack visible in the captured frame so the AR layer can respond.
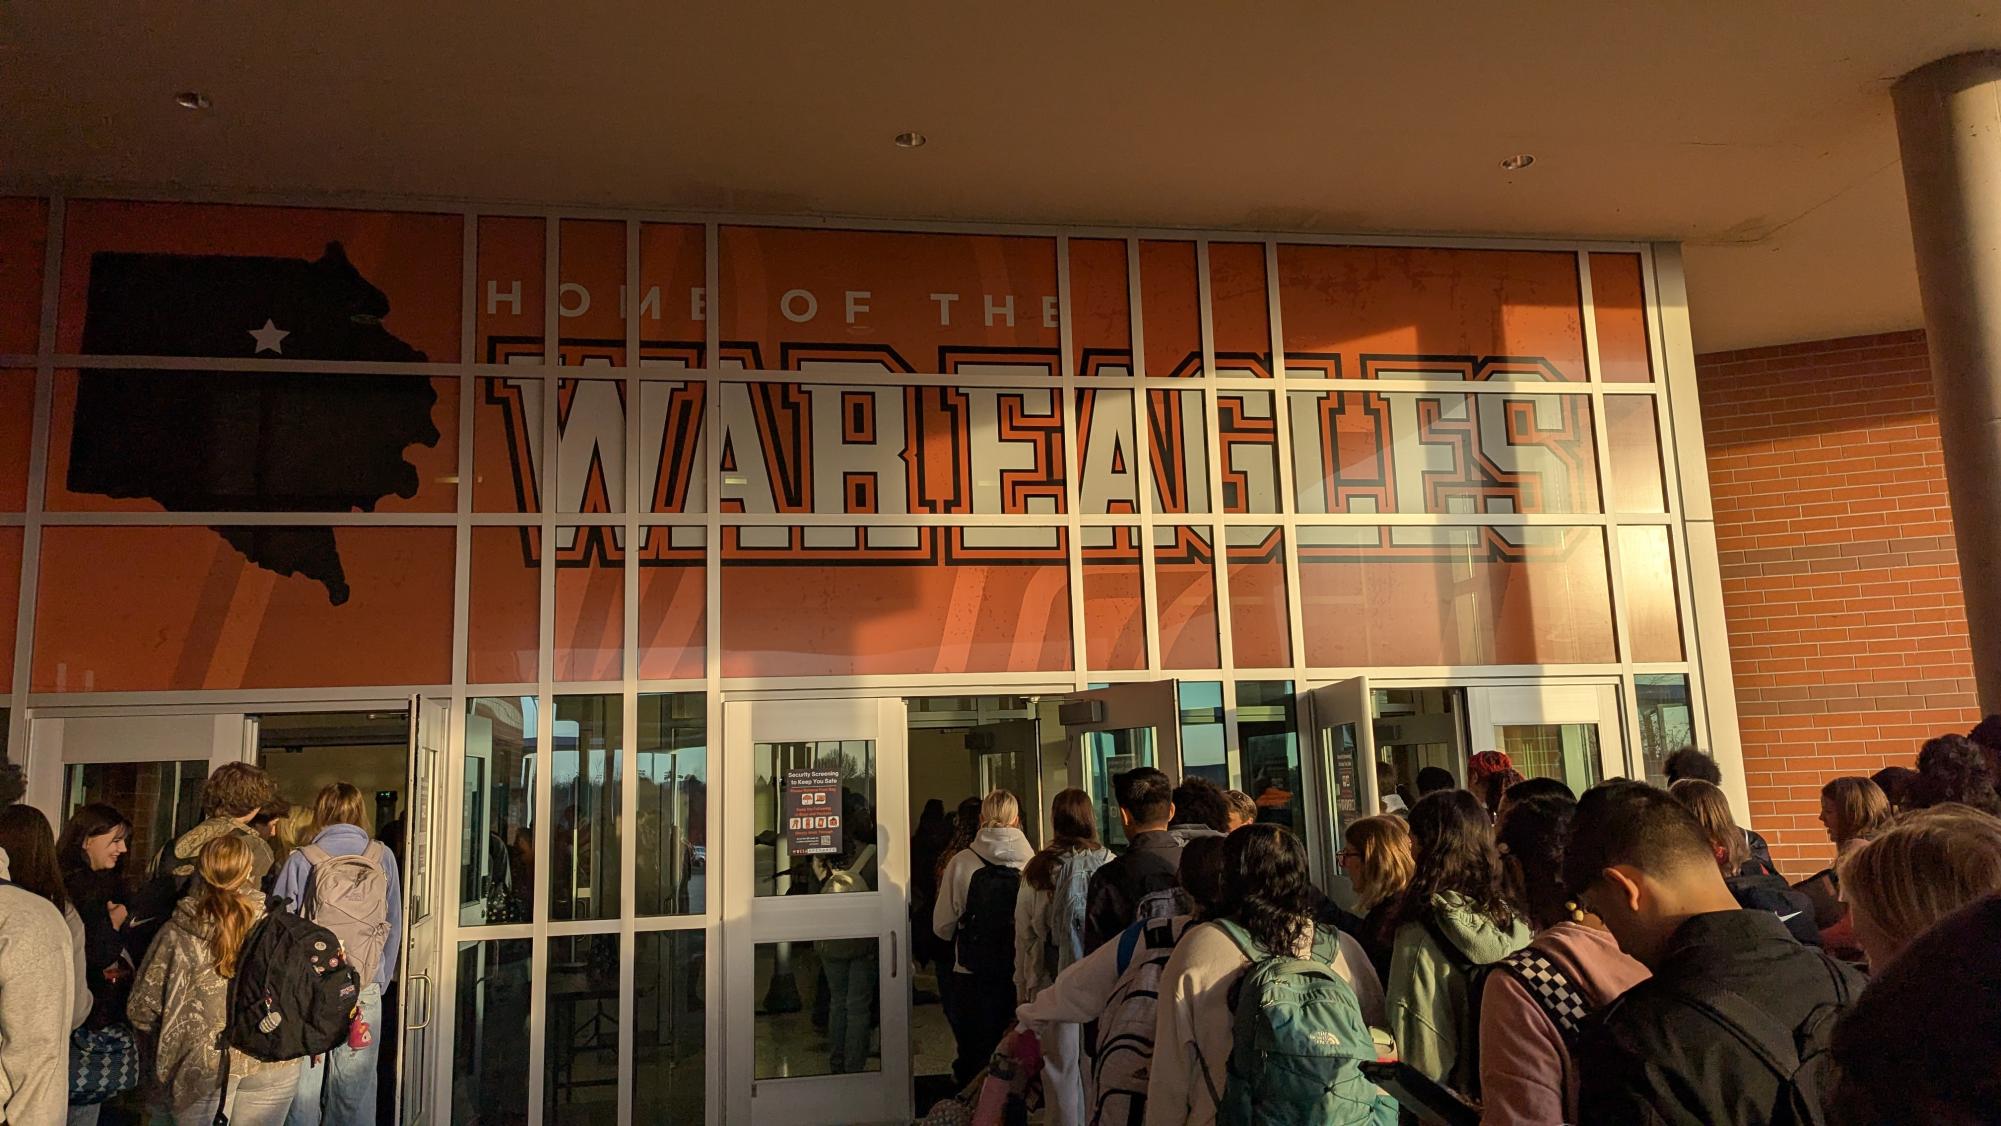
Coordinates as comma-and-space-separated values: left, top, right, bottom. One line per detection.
1208, 921, 1398, 1126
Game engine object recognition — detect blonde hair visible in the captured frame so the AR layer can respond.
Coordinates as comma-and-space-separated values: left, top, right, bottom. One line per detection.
1669, 778, 1747, 872
1822, 776, 1891, 846
1223, 789, 1259, 826
1839, 804, 2001, 962
1344, 814, 1416, 910
195, 835, 259, 978
313, 782, 371, 834
276, 805, 318, 852
979, 789, 1020, 829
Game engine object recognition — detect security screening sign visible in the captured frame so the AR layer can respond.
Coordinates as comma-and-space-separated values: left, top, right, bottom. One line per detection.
784, 769, 843, 855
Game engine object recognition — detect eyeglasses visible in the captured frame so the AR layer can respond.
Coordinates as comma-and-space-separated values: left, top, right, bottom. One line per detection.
1336, 849, 1361, 864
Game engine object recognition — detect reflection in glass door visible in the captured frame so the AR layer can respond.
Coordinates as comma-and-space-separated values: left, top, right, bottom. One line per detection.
1300, 677, 1375, 906
723, 698, 910, 1126
1055, 682, 1181, 852
1465, 684, 1626, 794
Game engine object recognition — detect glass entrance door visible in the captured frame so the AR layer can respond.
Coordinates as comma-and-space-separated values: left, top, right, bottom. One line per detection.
1055, 682, 1181, 851
1465, 684, 1627, 792
722, 698, 910, 1125
1301, 677, 1374, 901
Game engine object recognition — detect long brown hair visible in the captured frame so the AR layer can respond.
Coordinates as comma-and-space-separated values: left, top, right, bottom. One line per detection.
1669, 778, 1748, 872
1395, 789, 1521, 931
1025, 788, 1100, 891
1822, 776, 1890, 846
194, 834, 259, 978
934, 796, 981, 883
0, 803, 70, 913
313, 782, 371, 833
1344, 814, 1415, 910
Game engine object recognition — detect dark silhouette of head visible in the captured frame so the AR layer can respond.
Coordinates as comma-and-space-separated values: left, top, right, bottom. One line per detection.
1915, 734, 2001, 815
1663, 747, 1723, 786
1170, 775, 1231, 833
1215, 824, 1315, 955
1415, 766, 1456, 796
1398, 788, 1521, 931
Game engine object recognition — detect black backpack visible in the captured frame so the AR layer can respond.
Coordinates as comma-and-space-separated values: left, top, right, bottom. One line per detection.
1667, 955, 1855, 1126
955, 855, 1020, 979
211, 899, 360, 1123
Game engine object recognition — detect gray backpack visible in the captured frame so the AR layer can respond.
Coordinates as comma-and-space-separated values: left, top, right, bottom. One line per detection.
300, 842, 392, 985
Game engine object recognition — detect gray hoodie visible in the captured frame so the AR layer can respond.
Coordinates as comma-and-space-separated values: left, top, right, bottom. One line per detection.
932, 827, 1035, 972
0, 846, 78, 1126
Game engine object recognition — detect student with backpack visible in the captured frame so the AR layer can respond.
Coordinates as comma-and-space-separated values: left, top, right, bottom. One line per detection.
269, 783, 401, 1126
933, 789, 1033, 1086
1664, 747, 1779, 875
1013, 835, 1229, 1126
130, 764, 282, 960
1566, 780, 1864, 1125
1013, 789, 1109, 1125
1386, 790, 1529, 1093
1477, 793, 1648, 1126
1147, 824, 1388, 1126
129, 834, 305, 1125
1670, 779, 1820, 946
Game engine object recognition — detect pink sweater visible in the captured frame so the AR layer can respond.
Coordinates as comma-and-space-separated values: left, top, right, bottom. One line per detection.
1477, 922, 1649, 1126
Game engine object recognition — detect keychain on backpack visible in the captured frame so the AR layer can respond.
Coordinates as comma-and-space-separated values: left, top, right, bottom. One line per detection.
347, 1004, 372, 1050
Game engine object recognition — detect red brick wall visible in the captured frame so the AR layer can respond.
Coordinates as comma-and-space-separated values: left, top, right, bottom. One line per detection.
1698, 330, 1981, 875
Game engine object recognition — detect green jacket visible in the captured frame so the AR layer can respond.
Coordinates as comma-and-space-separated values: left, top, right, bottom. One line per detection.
1387, 891, 1530, 1087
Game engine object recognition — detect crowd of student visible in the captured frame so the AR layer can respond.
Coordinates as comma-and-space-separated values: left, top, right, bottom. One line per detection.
0, 761, 403, 1126
921, 719, 2001, 1126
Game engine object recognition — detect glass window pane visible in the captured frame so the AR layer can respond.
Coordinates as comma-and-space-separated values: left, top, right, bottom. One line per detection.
558, 220, 628, 367
474, 375, 543, 512
1148, 388, 1211, 514
1076, 387, 1141, 514
555, 529, 622, 682
452, 939, 532, 1125
477, 215, 545, 365
634, 931, 707, 1120
1179, 680, 1226, 782
1288, 389, 1600, 514
544, 934, 621, 1123
1216, 390, 1280, 513
1082, 526, 1146, 672
638, 527, 706, 681
1089, 729, 1155, 853
1153, 525, 1221, 670
1636, 675, 1694, 786
556, 379, 627, 512
1139, 240, 1201, 378
755, 938, 880, 1078
1590, 252, 1655, 383
462, 697, 535, 926
1277, 245, 1587, 382
754, 739, 877, 900
63, 760, 208, 875
33, 525, 453, 692
0, 370, 33, 511
1069, 239, 1132, 378
1497, 723, 1602, 792
1620, 525, 1686, 662
0, 198, 46, 355
1298, 525, 1615, 666
638, 693, 707, 917
468, 526, 538, 684
552, 695, 622, 922
1605, 396, 1669, 513
720, 526, 1071, 678
1237, 681, 1300, 831
640, 379, 707, 514
1227, 526, 1291, 669
637, 223, 709, 369
1208, 243, 1273, 377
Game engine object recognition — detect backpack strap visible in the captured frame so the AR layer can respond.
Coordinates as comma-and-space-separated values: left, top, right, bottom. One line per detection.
362, 841, 386, 865
1663, 986, 1803, 1084
1494, 948, 1591, 1043
299, 843, 331, 867
1421, 913, 1476, 972
1212, 918, 1265, 963
1115, 919, 1145, 976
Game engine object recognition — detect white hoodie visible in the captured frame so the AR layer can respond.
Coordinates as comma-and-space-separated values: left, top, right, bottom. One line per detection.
0, 845, 80, 1126
932, 826, 1035, 973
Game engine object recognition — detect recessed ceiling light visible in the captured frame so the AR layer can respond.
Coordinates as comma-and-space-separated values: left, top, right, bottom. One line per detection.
1500, 153, 1535, 171
894, 131, 927, 149
175, 91, 212, 110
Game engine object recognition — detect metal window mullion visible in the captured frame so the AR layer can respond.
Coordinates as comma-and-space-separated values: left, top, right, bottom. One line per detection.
701, 219, 725, 1126
1197, 240, 1236, 683
1264, 241, 1309, 679
526, 213, 558, 1126
1221, 677, 1242, 790
617, 218, 640, 1126
10, 195, 61, 763
1127, 237, 1163, 675
1579, 251, 1643, 779
1056, 237, 1089, 681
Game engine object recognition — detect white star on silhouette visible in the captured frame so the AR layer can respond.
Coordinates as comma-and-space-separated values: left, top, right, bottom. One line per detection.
248, 319, 290, 354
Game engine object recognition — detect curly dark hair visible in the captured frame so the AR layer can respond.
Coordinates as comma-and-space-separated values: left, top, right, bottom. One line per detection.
1497, 793, 1576, 931
1178, 834, 1230, 917
201, 761, 277, 819
1916, 734, 2001, 815
1397, 789, 1522, 931
1215, 824, 1315, 955
0, 758, 23, 807
1170, 775, 1231, 833
1663, 747, 1723, 786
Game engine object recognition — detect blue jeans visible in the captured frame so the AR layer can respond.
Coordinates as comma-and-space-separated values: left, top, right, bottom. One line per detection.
286, 983, 382, 1126
819, 950, 877, 1074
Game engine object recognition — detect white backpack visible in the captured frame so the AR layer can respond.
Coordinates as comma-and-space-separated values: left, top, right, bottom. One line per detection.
299, 842, 392, 985
1090, 912, 1193, 1126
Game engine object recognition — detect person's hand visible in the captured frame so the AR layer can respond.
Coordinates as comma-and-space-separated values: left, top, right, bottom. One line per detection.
108, 902, 129, 930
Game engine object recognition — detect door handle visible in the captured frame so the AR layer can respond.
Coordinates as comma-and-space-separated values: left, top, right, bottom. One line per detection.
406, 972, 431, 1032
889, 931, 899, 980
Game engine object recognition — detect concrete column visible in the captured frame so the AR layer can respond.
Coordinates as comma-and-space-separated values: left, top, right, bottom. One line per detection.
1893, 52, 2001, 714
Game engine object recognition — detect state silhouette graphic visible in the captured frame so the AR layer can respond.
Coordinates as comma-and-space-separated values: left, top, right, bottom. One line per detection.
70, 242, 440, 604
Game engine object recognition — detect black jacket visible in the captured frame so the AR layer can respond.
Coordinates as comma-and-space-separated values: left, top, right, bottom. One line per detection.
1727, 872, 1821, 946
1081, 827, 1209, 954
1576, 910, 1864, 1125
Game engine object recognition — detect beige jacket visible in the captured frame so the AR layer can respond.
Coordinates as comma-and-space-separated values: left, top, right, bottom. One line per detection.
1146, 921, 1386, 1126
129, 891, 295, 1112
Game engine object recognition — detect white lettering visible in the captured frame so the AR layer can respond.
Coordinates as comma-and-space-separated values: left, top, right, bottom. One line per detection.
965, 388, 1053, 514
719, 383, 780, 513
984, 294, 1016, 327
558, 282, 590, 318
1078, 387, 1139, 514
809, 386, 908, 514
844, 290, 871, 325
1042, 295, 1059, 329
486, 280, 522, 317
620, 286, 663, 321
930, 292, 960, 325
780, 289, 818, 323
557, 379, 626, 510
690, 287, 707, 322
